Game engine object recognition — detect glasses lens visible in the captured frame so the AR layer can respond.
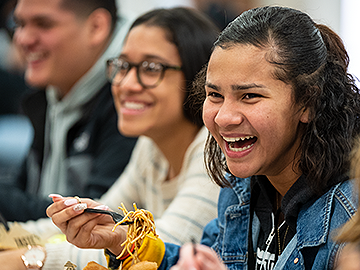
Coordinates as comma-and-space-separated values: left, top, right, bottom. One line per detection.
138, 61, 163, 88
106, 59, 129, 85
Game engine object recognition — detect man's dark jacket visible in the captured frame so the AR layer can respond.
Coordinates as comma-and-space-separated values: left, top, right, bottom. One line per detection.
0, 83, 137, 221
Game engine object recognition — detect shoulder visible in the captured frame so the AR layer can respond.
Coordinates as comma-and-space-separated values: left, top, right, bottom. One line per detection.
297, 179, 358, 247
331, 179, 358, 217
301, 179, 357, 217
335, 178, 357, 198
300, 179, 357, 224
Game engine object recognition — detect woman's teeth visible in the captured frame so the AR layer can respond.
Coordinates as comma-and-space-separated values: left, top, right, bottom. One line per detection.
222, 136, 254, 142
222, 136, 255, 152
228, 143, 254, 152
27, 52, 44, 62
123, 102, 145, 110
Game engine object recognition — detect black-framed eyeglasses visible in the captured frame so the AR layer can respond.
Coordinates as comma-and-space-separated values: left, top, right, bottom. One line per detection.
106, 58, 182, 88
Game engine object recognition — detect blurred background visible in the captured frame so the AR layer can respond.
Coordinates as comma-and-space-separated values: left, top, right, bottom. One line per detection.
113, 0, 359, 80
0, 0, 359, 180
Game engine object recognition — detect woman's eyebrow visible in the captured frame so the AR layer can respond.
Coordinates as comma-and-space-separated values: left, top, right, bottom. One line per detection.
205, 81, 264, 92
231, 83, 264, 91
119, 53, 169, 63
205, 81, 219, 90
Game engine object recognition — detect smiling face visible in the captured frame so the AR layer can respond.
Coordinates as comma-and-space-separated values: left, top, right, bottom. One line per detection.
13, 0, 101, 95
111, 24, 192, 141
203, 44, 309, 190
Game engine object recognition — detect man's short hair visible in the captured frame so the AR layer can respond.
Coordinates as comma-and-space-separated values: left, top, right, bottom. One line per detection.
60, 0, 117, 32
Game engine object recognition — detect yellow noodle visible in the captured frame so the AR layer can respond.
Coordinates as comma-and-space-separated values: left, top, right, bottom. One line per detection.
112, 203, 157, 263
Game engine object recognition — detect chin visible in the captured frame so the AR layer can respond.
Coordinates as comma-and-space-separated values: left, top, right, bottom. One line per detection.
119, 127, 141, 138
228, 165, 254, 179
25, 73, 48, 88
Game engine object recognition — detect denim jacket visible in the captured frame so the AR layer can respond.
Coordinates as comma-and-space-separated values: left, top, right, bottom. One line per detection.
160, 175, 357, 270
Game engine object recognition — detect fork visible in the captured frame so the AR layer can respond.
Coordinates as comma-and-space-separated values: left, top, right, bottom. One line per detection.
84, 208, 133, 225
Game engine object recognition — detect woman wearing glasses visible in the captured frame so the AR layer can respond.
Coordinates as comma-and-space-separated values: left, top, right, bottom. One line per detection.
0, 7, 220, 270
96, 7, 220, 247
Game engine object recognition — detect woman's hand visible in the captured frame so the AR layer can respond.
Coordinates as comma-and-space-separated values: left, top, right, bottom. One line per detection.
170, 243, 227, 270
46, 194, 126, 255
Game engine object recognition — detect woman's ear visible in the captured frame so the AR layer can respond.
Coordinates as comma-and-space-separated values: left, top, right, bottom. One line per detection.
86, 8, 112, 47
299, 106, 310, 124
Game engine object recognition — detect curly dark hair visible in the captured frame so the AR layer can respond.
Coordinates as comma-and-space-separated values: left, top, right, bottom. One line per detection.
196, 6, 360, 192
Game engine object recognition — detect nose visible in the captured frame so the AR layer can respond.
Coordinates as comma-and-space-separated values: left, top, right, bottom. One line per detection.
118, 67, 143, 92
13, 26, 37, 49
214, 100, 243, 128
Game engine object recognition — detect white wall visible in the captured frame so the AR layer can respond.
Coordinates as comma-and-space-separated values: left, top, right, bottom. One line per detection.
341, 0, 360, 82
257, 0, 340, 32
118, 0, 194, 18
256, 0, 358, 82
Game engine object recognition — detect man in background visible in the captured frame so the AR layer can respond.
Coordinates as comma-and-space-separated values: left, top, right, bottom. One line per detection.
0, 0, 137, 222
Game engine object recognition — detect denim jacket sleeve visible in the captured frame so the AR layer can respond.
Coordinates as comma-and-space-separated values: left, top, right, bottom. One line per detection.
157, 218, 220, 270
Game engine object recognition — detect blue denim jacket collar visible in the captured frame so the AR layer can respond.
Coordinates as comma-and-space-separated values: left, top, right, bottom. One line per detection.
296, 184, 337, 248
228, 174, 251, 206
